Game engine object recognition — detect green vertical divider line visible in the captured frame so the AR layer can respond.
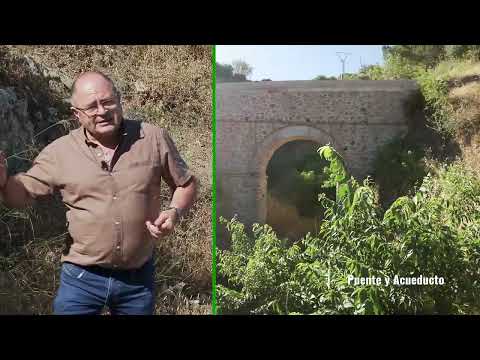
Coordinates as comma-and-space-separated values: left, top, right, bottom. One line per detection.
211, 45, 217, 315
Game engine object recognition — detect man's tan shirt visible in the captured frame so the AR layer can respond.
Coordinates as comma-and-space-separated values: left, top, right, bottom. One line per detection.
16, 119, 192, 269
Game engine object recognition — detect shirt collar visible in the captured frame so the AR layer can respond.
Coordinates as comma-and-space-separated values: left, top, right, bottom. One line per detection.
72, 119, 145, 147
82, 120, 131, 147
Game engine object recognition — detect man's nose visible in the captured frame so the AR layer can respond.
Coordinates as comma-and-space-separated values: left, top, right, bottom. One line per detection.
96, 102, 107, 115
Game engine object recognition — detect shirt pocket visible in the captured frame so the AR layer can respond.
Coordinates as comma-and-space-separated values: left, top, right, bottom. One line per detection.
124, 160, 161, 193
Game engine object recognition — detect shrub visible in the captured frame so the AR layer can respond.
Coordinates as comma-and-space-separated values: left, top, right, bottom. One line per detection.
445, 46, 480, 61
373, 137, 428, 208
357, 65, 384, 80
415, 69, 454, 135
218, 146, 480, 314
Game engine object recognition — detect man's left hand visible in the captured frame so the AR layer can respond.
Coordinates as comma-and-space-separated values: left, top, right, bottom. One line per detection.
145, 208, 177, 239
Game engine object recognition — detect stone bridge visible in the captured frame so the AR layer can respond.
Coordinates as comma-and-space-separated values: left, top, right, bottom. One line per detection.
217, 80, 423, 240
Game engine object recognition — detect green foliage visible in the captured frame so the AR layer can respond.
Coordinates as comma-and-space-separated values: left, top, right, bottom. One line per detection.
313, 75, 337, 80
374, 138, 428, 206
218, 146, 480, 315
216, 62, 234, 79
351, 45, 480, 136
341, 66, 384, 81
445, 45, 470, 60
216, 62, 248, 83
318, 145, 355, 209
357, 65, 384, 80
445, 45, 480, 61
377, 48, 456, 136
383, 45, 446, 69
415, 68, 454, 135
267, 142, 334, 218
383, 53, 422, 80
341, 73, 360, 80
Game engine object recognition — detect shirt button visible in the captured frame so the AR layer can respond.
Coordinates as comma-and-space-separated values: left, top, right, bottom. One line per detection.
116, 245, 121, 251
115, 221, 120, 225
113, 195, 117, 200
97, 152, 102, 157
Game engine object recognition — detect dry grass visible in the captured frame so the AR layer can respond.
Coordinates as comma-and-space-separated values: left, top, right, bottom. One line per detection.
449, 87, 480, 178
457, 135, 480, 179
449, 82, 480, 100
437, 64, 480, 180
448, 83, 480, 134
7, 45, 211, 129
266, 193, 320, 242
434, 60, 480, 81
0, 45, 212, 315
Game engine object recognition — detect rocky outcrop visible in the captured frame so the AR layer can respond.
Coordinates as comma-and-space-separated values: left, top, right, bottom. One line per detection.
23, 55, 73, 95
0, 50, 73, 171
0, 87, 34, 153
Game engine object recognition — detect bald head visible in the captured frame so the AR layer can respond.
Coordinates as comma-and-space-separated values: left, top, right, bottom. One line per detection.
70, 71, 119, 106
70, 70, 124, 141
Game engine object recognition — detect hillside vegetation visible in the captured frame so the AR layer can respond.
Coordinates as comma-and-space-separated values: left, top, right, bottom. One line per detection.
0, 45, 212, 314
218, 45, 480, 315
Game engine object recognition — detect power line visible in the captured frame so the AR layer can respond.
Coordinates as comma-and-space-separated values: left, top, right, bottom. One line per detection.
336, 52, 352, 80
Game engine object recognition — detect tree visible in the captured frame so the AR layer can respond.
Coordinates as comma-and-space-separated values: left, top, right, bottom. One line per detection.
313, 75, 337, 80
445, 45, 480, 60
217, 62, 248, 83
382, 45, 445, 69
342, 73, 359, 80
217, 62, 234, 80
357, 64, 384, 80
232, 59, 253, 79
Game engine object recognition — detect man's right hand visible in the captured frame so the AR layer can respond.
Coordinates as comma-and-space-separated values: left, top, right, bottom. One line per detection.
0, 151, 7, 188
0, 151, 33, 209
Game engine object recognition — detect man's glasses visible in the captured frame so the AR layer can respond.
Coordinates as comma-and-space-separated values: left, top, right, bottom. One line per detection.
72, 98, 119, 117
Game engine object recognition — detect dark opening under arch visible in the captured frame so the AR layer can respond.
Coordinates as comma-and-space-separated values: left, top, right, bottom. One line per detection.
266, 140, 334, 242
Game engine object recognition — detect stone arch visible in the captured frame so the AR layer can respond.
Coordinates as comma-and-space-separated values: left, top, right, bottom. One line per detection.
253, 125, 336, 223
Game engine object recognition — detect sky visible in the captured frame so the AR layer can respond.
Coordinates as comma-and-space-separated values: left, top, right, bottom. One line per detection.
216, 45, 385, 81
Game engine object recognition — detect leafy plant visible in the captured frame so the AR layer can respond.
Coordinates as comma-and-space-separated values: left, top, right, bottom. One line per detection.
373, 138, 428, 207
218, 146, 480, 315
357, 65, 384, 80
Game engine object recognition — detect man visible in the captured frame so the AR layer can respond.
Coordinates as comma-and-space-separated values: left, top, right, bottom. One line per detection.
0, 71, 197, 315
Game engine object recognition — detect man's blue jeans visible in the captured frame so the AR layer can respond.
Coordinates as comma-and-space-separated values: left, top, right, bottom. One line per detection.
53, 258, 155, 315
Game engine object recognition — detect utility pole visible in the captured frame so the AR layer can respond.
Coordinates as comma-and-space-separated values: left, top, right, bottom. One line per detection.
336, 52, 351, 80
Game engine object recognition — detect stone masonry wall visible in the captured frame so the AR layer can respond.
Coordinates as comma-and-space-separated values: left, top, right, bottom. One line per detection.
217, 80, 422, 241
